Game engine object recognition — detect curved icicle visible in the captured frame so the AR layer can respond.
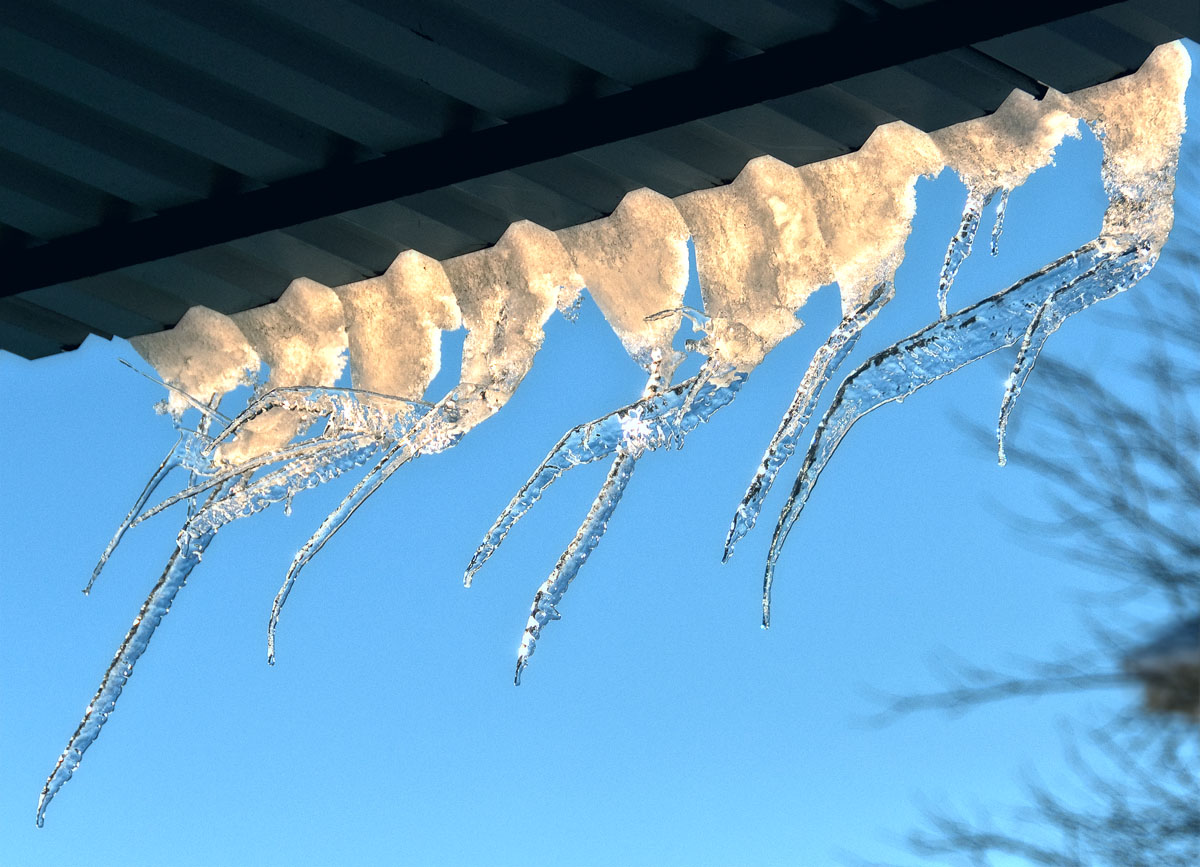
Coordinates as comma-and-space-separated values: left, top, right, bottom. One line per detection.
87, 397, 224, 593
266, 441, 411, 665
723, 282, 894, 562
515, 449, 638, 684
996, 293, 1056, 467
996, 244, 1158, 465
85, 437, 182, 595
464, 371, 747, 585
937, 188, 993, 319
133, 434, 380, 527
135, 389, 431, 528
508, 362, 672, 682
266, 393, 471, 664
37, 484, 231, 827
761, 242, 1149, 627
463, 422, 616, 586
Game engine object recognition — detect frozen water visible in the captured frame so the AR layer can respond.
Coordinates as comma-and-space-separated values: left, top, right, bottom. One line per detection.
723, 281, 894, 561
761, 242, 1156, 627
465, 360, 746, 586
37, 484, 231, 828
937, 188, 991, 318
990, 188, 1011, 256
33, 42, 1190, 825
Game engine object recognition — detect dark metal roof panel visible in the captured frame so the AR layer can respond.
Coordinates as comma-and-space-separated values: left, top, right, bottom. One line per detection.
0, 0, 1197, 358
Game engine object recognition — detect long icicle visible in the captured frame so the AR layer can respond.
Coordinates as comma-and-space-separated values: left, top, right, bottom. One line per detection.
37, 482, 233, 827
185, 398, 221, 520
723, 282, 893, 561
266, 391, 472, 664
87, 396, 223, 593
996, 244, 1158, 465
464, 372, 746, 584
508, 361, 671, 683
996, 293, 1056, 467
85, 437, 182, 595
187, 440, 386, 543
266, 440, 411, 665
204, 386, 432, 454
761, 242, 1147, 627
514, 449, 639, 685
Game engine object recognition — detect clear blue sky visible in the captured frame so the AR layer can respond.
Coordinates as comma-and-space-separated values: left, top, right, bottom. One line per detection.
2, 51, 1195, 865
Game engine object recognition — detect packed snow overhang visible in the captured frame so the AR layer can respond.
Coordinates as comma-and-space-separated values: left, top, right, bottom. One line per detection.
0, 0, 1197, 359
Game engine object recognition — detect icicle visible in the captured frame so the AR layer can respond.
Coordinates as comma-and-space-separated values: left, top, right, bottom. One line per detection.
996, 243, 1157, 465
130, 435, 369, 528
87, 391, 227, 593
990, 188, 1011, 256
514, 450, 638, 684
207, 386, 431, 455
182, 436, 384, 542
267, 440, 409, 664
185, 401, 220, 521
85, 437, 182, 595
760, 243, 1149, 627
37, 483, 232, 827
723, 281, 894, 562
266, 388, 477, 663
502, 357, 673, 681
464, 371, 746, 584
938, 188, 993, 318
996, 293, 1054, 467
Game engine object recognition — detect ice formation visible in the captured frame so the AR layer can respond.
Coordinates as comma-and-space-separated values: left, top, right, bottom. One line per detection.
36, 43, 1190, 826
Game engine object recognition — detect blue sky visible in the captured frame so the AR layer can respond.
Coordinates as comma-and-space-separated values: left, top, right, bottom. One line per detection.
2, 52, 1195, 865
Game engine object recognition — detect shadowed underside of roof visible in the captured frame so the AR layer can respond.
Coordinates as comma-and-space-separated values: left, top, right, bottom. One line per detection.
1, 0, 1197, 359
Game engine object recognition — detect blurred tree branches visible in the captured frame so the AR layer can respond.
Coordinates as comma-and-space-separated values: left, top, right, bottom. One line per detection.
875, 165, 1200, 865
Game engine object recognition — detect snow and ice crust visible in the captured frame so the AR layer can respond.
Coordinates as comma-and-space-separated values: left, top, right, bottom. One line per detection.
36, 42, 1191, 827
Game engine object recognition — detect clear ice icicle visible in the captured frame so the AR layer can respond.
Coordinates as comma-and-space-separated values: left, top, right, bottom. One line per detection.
464, 372, 746, 584
505, 362, 672, 682
37, 484, 231, 827
185, 401, 220, 521
205, 386, 432, 453
996, 293, 1055, 467
85, 437, 182, 595
761, 242, 1148, 627
996, 243, 1157, 465
937, 188, 993, 319
87, 396, 223, 593
132, 434, 378, 527
267, 391, 472, 663
514, 449, 638, 684
990, 189, 1010, 256
267, 439, 412, 665
723, 282, 893, 561
180, 437, 384, 542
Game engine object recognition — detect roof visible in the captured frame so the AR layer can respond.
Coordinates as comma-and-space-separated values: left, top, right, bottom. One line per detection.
1, 0, 1197, 359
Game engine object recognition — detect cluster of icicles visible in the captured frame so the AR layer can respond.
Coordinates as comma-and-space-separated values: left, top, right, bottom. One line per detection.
37, 43, 1190, 826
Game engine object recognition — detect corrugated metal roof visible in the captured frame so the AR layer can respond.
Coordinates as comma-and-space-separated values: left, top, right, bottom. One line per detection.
1, 0, 1197, 358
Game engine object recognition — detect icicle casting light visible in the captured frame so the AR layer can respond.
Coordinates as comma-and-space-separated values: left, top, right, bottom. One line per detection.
35, 43, 1191, 827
